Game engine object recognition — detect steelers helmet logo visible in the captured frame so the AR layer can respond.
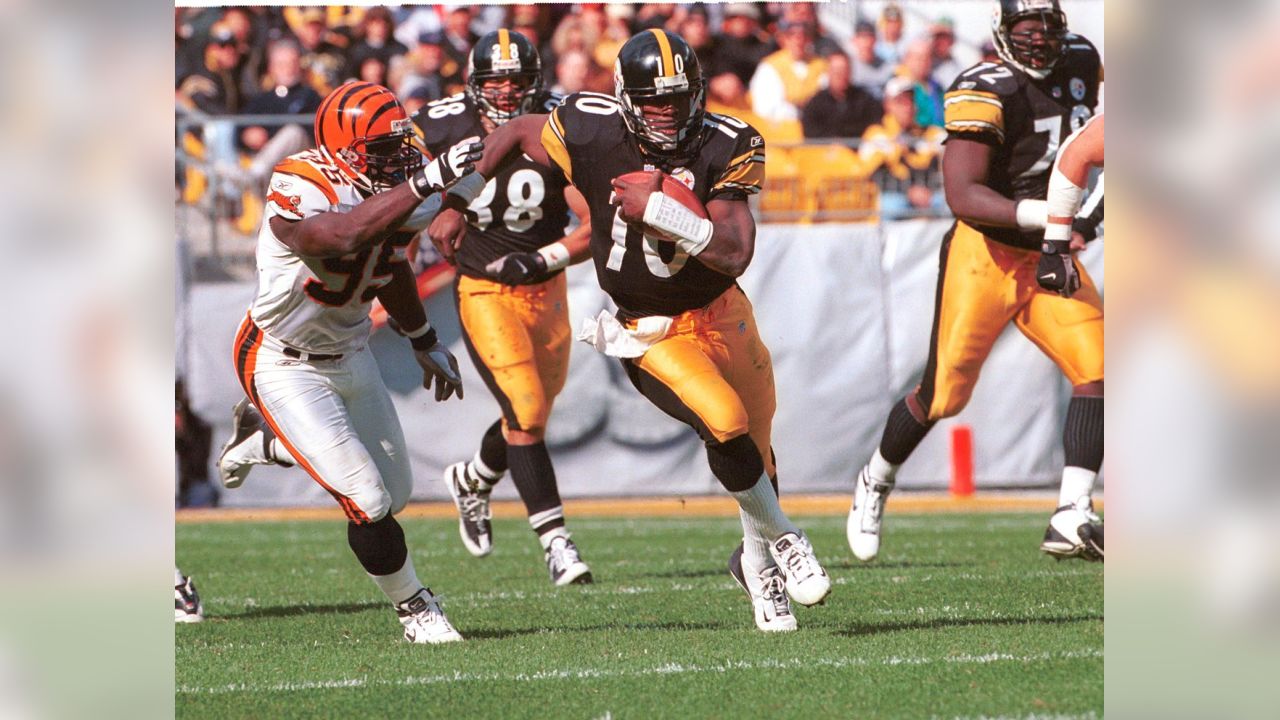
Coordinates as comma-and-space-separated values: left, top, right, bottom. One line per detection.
1070, 78, 1086, 101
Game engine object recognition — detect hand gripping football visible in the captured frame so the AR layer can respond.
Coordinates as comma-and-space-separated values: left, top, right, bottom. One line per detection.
615, 171, 709, 220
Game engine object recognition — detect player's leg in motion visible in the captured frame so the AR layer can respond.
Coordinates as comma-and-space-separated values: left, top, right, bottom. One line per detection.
625, 289, 829, 630
216, 397, 296, 489
1016, 267, 1105, 560
850, 225, 1025, 560
452, 276, 589, 584
237, 327, 461, 643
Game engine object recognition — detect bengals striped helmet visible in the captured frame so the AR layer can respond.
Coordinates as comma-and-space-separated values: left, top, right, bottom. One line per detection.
314, 81, 422, 194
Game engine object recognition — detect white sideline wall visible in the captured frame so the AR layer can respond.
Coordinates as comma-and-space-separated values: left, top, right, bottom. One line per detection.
182, 220, 1104, 506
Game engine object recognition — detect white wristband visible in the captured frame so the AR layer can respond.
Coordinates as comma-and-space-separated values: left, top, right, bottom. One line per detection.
642, 192, 714, 256
1015, 199, 1048, 231
1044, 221, 1074, 242
403, 321, 433, 339
446, 172, 488, 206
536, 242, 572, 272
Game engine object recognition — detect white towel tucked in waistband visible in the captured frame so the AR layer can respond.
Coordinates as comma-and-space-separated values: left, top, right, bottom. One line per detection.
576, 310, 673, 358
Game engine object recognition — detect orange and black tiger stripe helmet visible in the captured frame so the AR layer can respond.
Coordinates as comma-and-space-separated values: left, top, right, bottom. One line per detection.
314, 81, 422, 194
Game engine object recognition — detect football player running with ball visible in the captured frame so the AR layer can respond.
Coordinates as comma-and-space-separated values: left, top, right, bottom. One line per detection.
430, 30, 830, 632
215, 81, 480, 643
847, 0, 1105, 563
413, 30, 595, 585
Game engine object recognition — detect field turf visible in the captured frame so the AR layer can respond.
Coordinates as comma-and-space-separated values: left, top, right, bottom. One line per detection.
176, 511, 1103, 718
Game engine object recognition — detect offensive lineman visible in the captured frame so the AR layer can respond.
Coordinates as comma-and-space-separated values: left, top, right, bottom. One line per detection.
430, 30, 831, 632
847, 0, 1106, 562
414, 30, 595, 585
215, 81, 480, 642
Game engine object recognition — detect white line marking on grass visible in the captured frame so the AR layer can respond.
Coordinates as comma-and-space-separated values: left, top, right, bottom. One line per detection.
176, 648, 1102, 695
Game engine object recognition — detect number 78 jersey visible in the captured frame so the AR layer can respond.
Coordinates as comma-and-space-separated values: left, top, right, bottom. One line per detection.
541, 92, 766, 320
414, 92, 572, 280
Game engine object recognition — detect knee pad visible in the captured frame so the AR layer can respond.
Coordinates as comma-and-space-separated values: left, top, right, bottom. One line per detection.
707, 434, 765, 493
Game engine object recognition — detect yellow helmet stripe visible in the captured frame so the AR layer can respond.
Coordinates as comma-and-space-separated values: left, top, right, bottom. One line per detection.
649, 28, 674, 77
498, 28, 510, 60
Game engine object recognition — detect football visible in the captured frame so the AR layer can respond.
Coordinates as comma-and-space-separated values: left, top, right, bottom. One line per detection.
614, 170, 709, 220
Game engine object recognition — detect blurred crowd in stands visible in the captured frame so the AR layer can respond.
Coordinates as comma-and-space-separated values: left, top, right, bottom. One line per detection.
177, 3, 997, 222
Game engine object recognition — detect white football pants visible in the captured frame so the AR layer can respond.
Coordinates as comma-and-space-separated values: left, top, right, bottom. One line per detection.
234, 317, 412, 523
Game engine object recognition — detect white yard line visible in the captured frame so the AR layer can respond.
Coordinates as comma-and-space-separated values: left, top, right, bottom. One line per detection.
176, 648, 1103, 695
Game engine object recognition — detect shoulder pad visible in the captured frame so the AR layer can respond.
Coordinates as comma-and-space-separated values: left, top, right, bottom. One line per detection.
950, 62, 1021, 96
412, 93, 476, 152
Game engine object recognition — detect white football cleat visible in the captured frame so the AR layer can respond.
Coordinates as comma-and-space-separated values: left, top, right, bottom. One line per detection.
395, 588, 463, 644
545, 535, 593, 586
848, 465, 894, 561
442, 462, 493, 557
175, 575, 204, 623
1041, 499, 1104, 561
729, 543, 797, 632
217, 398, 281, 489
769, 531, 831, 606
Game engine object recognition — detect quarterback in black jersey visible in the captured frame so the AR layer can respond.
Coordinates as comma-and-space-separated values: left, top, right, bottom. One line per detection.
412, 29, 595, 586
430, 29, 831, 632
848, 0, 1105, 563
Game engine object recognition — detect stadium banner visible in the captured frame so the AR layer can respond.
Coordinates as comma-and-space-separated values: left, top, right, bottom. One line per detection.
185, 220, 1103, 505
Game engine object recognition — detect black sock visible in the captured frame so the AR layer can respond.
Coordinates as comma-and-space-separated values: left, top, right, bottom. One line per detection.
769, 447, 779, 496
347, 514, 408, 576
1064, 395, 1104, 471
879, 396, 935, 465
477, 419, 508, 476
507, 442, 564, 536
707, 434, 765, 493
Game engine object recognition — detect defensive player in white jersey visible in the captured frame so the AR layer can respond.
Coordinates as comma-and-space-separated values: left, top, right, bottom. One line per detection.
215, 81, 481, 643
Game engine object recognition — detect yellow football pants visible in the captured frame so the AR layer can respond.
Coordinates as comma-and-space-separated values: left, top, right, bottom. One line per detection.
455, 273, 571, 432
625, 286, 778, 477
920, 221, 1105, 420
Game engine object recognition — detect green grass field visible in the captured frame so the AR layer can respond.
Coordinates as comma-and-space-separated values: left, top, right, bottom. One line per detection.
176, 511, 1102, 719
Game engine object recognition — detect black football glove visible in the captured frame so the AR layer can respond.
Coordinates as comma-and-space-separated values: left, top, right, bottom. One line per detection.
484, 251, 551, 286
1037, 240, 1081, 298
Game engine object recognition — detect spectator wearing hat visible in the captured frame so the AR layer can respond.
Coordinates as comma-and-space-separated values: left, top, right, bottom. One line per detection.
928, 16, 976, 89
876, 3, 906, 66
801, 49, 881, 140
850, 19, 893, 98
708, 3, 770, 88
177, 23, 245, 115
779, 2, 842, 57
749, 18, 828, 123
292, 7, 346, 95
859, 77, 946, 219
344, 7, 408, 80
398, 31, 458, 102
899, 38, 944, 129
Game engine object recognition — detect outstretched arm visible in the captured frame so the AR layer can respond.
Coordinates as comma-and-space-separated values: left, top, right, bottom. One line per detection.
484, 185, 593, 285
428, 114, 553, 261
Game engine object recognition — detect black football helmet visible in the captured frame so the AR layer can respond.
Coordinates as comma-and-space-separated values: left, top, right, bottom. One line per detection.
466, 28, 543, 125
614, 29, 707, 160
992, 0, 1069, 79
